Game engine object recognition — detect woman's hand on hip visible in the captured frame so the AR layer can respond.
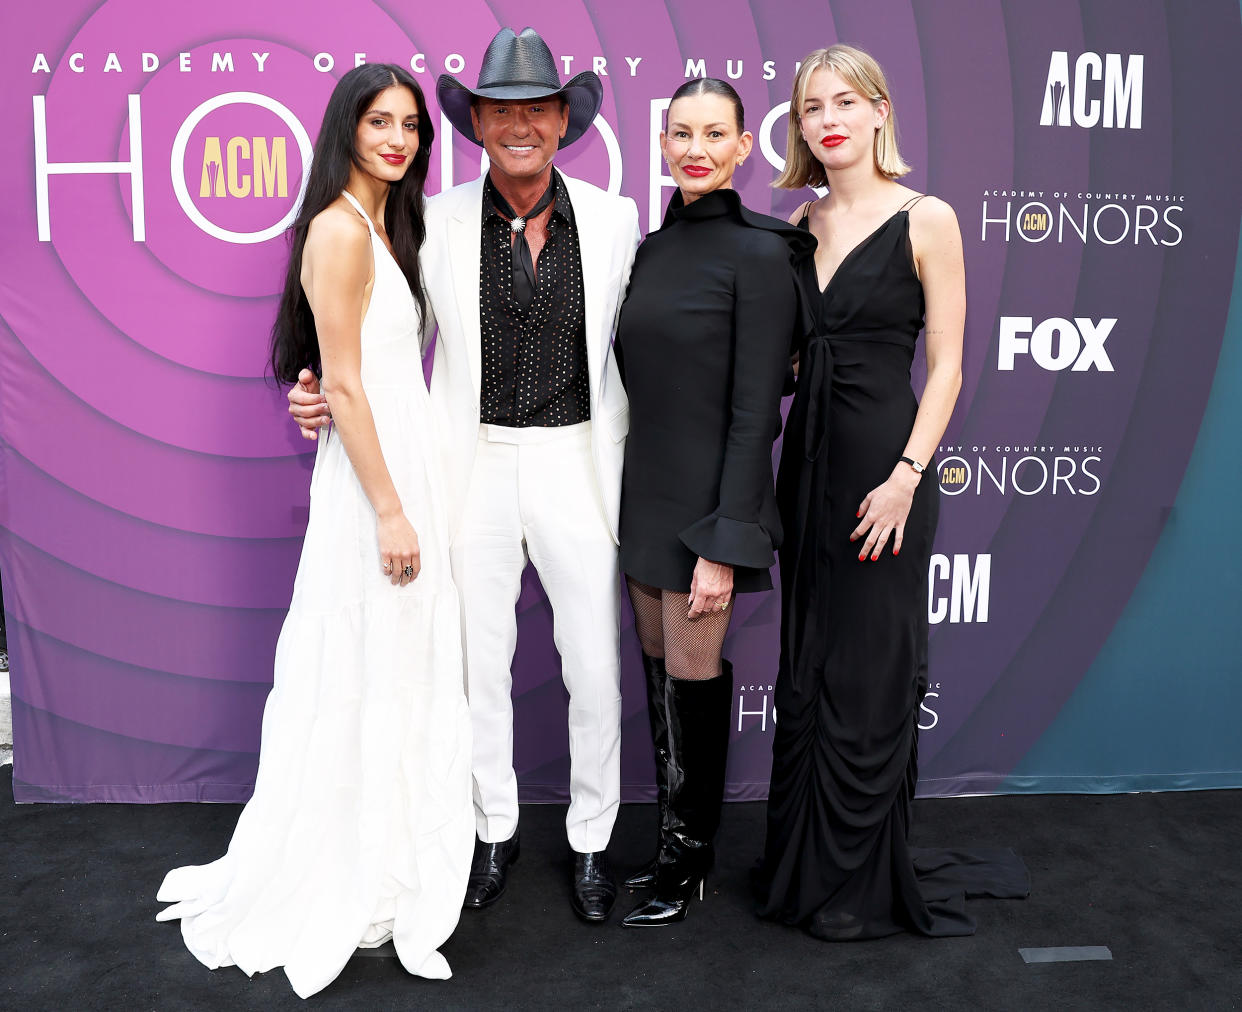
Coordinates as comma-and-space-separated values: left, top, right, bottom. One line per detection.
851, 465, 921, 561
378, 510, 421, 586
688, 558, 734, 618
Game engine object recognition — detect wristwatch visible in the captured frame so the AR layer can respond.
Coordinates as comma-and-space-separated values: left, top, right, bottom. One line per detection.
899, 455, 925, 474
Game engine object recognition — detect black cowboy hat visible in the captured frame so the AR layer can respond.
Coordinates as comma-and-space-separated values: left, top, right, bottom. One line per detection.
436, 27, 604, 149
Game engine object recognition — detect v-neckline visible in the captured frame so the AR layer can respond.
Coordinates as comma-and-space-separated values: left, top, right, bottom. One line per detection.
809, 209, 906, 297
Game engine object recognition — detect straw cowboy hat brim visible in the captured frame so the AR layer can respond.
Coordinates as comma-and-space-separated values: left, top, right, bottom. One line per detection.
436, 27, 604, 149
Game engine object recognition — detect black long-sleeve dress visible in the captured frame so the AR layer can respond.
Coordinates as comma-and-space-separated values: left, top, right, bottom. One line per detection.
753, 206, 1028, 939
614, 188, 814, 593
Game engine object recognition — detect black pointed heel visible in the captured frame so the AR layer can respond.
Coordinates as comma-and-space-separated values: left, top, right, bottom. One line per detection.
621, 848, 711, 926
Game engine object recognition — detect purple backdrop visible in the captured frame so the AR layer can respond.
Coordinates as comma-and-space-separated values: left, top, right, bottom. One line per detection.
2, 1, 1239, 802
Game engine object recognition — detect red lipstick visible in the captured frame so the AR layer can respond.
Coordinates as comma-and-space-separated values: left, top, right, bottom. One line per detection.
381, 153, 407, 165
681, 165, 712, 177
821, 135, 846, 148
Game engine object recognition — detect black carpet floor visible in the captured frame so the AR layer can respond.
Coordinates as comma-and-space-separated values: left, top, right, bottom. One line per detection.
3, 765, 1240, 1010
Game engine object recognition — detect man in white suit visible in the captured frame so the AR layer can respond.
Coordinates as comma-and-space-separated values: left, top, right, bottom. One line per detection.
290, 27, 639, 923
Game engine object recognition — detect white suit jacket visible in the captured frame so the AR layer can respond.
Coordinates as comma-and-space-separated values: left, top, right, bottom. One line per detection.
421, 171, 641, 545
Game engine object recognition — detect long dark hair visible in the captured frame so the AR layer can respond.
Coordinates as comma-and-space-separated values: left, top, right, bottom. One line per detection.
270, 63, 435, 384
667, 77, 745, 130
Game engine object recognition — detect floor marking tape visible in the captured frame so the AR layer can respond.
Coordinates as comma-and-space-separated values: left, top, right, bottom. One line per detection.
1020, 946, 1113, 964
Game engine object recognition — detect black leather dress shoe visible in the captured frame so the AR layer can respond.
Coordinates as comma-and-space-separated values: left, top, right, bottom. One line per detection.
571, 851, 617, 923
463, 832, 520, 909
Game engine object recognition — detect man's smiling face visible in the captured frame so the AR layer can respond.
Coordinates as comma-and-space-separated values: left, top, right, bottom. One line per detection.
471, 96, 569, 184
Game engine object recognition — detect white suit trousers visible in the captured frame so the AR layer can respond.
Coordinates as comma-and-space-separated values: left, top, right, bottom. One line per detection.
450, 421, 622, 854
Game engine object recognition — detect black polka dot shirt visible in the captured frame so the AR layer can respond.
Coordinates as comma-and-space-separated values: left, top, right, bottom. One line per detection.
478, 170, 590, 427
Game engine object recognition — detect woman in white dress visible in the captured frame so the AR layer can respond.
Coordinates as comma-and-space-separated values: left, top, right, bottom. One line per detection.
157, 64, 473, 999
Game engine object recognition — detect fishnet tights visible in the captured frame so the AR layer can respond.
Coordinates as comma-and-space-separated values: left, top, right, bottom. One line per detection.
626, 578, 733, 681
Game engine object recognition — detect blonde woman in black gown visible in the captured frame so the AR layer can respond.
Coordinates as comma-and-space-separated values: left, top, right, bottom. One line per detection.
753, 45, 1028, 939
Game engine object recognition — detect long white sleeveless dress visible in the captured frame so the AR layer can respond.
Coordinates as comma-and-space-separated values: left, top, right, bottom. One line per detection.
157, 192, 473, 998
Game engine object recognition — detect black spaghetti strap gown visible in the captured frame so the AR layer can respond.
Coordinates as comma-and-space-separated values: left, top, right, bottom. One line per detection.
753, 204, 1028, 940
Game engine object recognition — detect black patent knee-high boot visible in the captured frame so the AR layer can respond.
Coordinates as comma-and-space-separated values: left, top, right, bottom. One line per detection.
625, 653, 670, 890
621, 661, 733, 927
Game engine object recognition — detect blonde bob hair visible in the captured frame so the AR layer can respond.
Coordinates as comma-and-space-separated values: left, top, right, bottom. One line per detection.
775, 44, 911, 189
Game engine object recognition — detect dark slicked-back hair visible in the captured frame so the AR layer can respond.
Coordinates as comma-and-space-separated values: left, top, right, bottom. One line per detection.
667, 77, 746, 131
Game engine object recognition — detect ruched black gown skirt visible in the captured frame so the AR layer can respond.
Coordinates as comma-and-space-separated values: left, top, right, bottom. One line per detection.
753, 209, 1028, 939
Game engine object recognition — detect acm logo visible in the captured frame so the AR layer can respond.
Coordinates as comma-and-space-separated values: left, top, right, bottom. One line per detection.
199, 136, 288, 199
929, 554, 990, 625
1041, 51, 1144, 129
171, 92, 309, 243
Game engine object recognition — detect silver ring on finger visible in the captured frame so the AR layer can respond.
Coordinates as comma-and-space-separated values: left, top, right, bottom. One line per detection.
383, 562, 393, 573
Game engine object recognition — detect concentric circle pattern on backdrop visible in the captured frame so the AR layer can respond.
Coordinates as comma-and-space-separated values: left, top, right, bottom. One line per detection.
1, 1, 1238, 801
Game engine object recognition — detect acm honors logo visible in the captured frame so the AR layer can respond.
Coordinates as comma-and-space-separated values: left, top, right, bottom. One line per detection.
938, 449, 1101, 498
975, 52, 1179, 247
734, 554, 990, 734
34, 91, 311, 245
979, 192, 1182, 247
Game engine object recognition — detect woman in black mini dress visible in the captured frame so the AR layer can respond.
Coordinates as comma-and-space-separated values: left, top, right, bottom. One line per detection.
614, 78, 813, 927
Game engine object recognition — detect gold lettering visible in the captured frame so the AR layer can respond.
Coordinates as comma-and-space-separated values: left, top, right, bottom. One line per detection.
252, 137, 287, 197
199, 137, 225, 197
226, 137, 251, 198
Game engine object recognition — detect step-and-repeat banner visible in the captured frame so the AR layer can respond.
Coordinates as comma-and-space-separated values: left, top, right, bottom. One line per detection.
3, 1, 1240, 802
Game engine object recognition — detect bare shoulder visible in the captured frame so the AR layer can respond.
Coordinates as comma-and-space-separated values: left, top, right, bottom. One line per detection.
908, 196, 962, 271
305, 200, 370, 257
908, 194, 960, 236
302, 202, 371, 303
